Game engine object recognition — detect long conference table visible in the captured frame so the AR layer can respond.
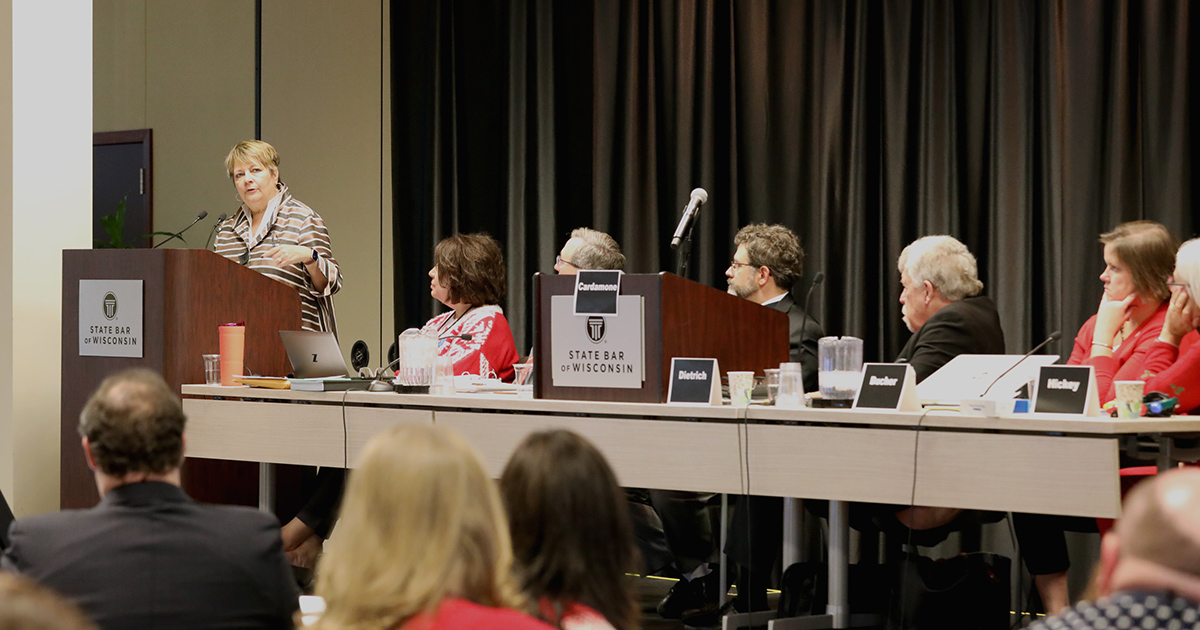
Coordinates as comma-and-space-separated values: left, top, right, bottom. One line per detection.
180, 385, 1200, 628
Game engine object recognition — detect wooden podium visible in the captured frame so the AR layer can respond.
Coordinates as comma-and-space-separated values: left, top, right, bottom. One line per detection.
61, 249, 301, 510
533, 272, 790, 403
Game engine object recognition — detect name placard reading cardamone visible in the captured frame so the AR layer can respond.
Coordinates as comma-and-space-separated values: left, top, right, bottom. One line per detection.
79, 279, 144, 358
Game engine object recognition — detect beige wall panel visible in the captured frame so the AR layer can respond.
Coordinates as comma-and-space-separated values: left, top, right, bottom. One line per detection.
0, 0, 11, 502
10, 0, 92, 515
261, 0, 392, 362
145, 1, 255, 240
93, 0, 147, 131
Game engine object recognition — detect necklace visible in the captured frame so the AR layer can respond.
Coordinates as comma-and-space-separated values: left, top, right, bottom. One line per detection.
438, 305, 477, 335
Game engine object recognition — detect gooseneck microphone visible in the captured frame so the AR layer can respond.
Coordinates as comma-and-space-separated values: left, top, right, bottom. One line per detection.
669, 188, 709, 251
204, 213, 228, 250
152, 210, 209, 249
438, 333, 474, 342
799, 272, 826, 358
979, 331, 1062, 398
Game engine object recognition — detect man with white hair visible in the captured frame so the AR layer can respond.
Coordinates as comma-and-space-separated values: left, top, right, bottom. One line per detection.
554, 227, 626, 274
1029, 468, 1200, 630
895, 235, 1005, 381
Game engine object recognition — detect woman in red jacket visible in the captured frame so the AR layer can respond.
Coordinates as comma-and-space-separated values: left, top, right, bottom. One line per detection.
1067, 221, 1179, 404
421, 233, 519, 383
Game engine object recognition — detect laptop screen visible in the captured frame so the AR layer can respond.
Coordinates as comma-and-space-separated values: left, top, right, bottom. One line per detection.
278, 331, 351, 379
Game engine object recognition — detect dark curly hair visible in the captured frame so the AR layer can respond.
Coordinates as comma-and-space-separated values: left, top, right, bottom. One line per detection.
734, 223, 805, 292
77, 368, 186, 476
434, 233, 507, 306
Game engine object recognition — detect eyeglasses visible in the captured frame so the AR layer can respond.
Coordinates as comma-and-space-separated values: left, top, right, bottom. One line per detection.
1168, 280, 1188, 289
728, 260, 757, 270
556, 255, 580, 269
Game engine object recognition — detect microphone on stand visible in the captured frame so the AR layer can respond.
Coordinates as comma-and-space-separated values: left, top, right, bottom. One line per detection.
669, 188, 709, 251
438, 333, 474, 342
798, 272, 826, 359
979, 331, 1062, 398
204, 213, 228, 250
152, 211, 208, 249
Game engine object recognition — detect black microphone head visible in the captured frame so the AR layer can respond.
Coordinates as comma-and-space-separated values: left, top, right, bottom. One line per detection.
215, 212, 228, 222
1047, 330, 1062, 342
196, 210, 208, 220
691, 188, 708, 204
459, 333, 473, 342
812, 271, 826, 286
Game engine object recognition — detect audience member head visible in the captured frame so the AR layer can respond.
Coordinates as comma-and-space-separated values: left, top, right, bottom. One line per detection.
555, 228, 626, 274
1097, 468, 1200, 601
897, 235, 983, 332
727, 223, 805, 303
0, 573, 97, 630
1098, 221, 1178, 304
430, 232, 507, 308
312, 424, 524, 630
77, 368, 186, 491
500, 430, 639, 630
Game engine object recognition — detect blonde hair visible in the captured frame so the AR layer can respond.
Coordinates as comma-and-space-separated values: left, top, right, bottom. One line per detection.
224, 140, 280, 178
898, 235, 983, 302
311, 424, 526, 630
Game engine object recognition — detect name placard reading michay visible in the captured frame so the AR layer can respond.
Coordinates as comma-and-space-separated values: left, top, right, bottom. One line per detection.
79, 279, 144, 358
551, 295, 644, 388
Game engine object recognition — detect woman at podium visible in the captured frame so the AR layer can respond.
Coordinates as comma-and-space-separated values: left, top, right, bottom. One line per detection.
214, 140, 345, 569
213, 140, 343, 335
421, 233, 519, 382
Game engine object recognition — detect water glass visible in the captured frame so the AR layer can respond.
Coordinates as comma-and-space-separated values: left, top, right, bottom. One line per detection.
514, 363, 535, 398
202, 354, 221, 386
776, 362, 805, 408
764, 368, 781, 404
430, 355, 456, 396
818, 336, 863, 400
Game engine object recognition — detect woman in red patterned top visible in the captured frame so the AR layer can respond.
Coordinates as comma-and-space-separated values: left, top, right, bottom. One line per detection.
1066, 221, 1179, 404
1140, 238, 1200, 412
501, 430, 639, 630
309, 424, 552, 630
421, 233, 519, 382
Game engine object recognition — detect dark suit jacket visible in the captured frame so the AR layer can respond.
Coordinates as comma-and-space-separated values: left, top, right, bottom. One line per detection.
894, 295, 1006, 383
2, 482, 299, 630
768, 292, 824, 394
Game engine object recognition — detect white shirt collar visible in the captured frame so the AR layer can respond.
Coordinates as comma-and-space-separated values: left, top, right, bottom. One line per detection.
760, 292, 788, 307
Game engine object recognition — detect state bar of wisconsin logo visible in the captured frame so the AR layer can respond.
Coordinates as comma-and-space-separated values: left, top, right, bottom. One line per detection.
102, 292, 118, 320
586, 316, 606, 343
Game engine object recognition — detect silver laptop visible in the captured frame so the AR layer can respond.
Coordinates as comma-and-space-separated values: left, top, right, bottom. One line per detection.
917, 354, 1060, 406
279, 331, 352, 379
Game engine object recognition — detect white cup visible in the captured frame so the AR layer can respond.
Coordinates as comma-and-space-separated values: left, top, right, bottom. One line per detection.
1114, 380, 1145, 419
728, 371, 755, 406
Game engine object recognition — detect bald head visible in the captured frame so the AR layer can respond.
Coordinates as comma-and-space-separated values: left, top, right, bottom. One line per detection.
1100, 468, 1200, 599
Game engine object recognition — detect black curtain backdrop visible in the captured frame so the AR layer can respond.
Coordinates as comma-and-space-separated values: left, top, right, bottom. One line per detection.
392, 0, 1198, 363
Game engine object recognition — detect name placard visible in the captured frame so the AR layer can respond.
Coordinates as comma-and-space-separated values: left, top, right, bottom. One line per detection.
1033, 365, 1101, 416
853, 363, 919, 411
573, 270, 622, 316
667, 358, 722, 405
79, 279, 144, 358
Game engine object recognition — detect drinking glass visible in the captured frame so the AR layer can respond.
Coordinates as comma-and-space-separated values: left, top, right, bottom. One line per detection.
777, 362, 805, 408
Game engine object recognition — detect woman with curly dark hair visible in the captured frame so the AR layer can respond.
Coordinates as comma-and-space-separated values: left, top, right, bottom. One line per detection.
421, 232, 519, 382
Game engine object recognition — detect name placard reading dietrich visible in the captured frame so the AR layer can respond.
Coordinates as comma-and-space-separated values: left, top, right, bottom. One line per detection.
1033, 365, 1101, 416
551, 295, 644, 388
79, 279, 144, 358
667, 358, 721, 405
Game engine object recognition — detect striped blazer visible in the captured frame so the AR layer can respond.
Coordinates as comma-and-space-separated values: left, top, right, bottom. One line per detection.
213, 189, 342, 336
